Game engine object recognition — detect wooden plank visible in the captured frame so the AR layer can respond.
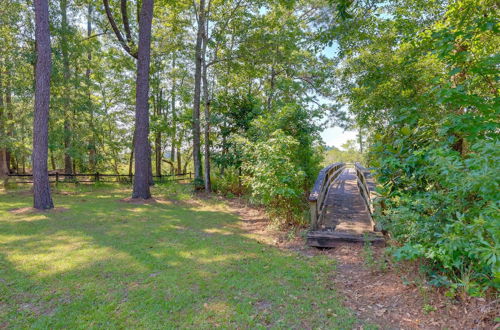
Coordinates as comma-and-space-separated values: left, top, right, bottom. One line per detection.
307, 231, 385, 247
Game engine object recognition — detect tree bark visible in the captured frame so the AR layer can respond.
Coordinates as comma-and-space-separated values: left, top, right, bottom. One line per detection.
50, 151, 56, 171
155, 89, 162, 176
184, 149, 192, 174
0, 65, 8, 178
87, 4, 97, 172
33, 0, 54, 209
176, 146, 182, 174
3, 68, 13, 175
192, 0, 205, 188
60, 0, 73, 177
129, 129, 135, 177
102, 0, 138, 58
170, 56, 176, 168
202, 45, 211, 192
132, 0, 154, 199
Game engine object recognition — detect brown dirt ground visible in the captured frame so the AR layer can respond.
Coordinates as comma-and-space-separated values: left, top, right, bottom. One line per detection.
223, 197, 499, 330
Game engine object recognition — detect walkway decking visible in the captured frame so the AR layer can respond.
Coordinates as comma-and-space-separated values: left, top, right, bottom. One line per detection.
307, 168, 383, 247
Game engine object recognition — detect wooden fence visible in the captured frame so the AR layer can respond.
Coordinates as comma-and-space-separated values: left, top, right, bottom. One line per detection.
7, 172, 192, 184
308, 162, 345, 230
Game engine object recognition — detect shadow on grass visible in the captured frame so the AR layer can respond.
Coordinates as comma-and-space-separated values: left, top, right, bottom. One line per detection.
0, 188, 360, 328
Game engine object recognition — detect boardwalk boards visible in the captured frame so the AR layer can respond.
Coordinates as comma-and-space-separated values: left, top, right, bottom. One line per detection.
307, 165, 384, 247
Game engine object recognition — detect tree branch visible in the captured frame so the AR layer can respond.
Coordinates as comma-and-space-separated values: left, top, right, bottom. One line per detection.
120, 0, 134, 45
103, 0, 137, 58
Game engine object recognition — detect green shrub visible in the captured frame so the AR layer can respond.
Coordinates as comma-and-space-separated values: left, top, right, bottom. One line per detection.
375, 140, 499, 294
238, 130, 307, 226
211, 167, 247, 197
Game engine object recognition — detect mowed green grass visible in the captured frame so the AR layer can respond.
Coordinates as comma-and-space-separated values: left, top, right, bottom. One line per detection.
0, 183, 362, 329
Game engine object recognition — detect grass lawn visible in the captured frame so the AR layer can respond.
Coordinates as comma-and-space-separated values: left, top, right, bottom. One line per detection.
0, 183, 367, 329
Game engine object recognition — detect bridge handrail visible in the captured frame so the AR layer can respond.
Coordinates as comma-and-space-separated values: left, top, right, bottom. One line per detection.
308, 162, 345, 230
354, 162, 377, 230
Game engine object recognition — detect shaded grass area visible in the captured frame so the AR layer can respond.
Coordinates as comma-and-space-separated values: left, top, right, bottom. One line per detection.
0, 183, 363, 328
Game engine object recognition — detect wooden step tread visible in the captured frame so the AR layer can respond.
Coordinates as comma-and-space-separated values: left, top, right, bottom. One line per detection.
307, 230, 385, 247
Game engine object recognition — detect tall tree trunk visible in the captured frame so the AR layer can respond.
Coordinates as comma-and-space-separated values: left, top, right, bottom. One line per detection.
148, 144, 154, 186
33, 0, 54, 209
132, 0, 154, 199
267, 65, 276, 111
170, 56, 176, 168
0, 65, 8, 178
176, 146, 182, 174
5, 70, 13, 174
192, 0, 205, 188
155, 89, 162, 176
202, 48, 211, 192
50, 151, 56, 171
129, 129, 135, 177
60, 0, 73, 177
184, 149, 192, 174
87, 4, 97, 172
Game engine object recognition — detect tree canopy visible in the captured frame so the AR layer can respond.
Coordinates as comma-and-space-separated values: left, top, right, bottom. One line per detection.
0, 0, 498, 294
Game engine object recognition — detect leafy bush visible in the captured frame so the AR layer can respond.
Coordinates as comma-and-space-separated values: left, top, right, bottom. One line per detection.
211, 167, 247, 197
375, 141, 499, 295
339, 0, 499, 294
238, 130, 307, 226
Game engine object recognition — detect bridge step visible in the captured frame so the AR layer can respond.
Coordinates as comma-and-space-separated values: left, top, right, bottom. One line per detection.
307, 231, 384, 248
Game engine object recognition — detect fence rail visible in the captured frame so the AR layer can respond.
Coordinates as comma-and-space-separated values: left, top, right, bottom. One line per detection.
308, 162, 345, 230
7, 172, 193, 184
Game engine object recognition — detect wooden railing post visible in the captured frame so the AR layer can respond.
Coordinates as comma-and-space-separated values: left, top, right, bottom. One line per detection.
55, 172, 59, 184
355, 162, 377, 230
308, 162, 345, 230
309, 200, 318, 230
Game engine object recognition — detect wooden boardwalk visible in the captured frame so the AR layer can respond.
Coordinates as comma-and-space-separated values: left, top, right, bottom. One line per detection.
307, 166, 384, 247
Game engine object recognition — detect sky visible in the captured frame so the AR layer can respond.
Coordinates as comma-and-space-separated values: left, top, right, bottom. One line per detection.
318, 43, 358, 150
321, 126, 357, 150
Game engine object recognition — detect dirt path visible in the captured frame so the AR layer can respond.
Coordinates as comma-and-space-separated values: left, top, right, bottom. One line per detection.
224, 198, 499, 329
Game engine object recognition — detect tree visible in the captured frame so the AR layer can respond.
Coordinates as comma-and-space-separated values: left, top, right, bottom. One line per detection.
191, 0, 206, 189
33, 0, 54, 210
131, 0, 155, 198
0, 67, 8, 178
60, 0, 73, 177
103, 0, 154, 199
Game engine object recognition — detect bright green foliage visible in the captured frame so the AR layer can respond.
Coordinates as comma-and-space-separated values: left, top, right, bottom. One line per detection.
336, 0, 499, 293
240, 130, 307, 225
323, 142, 364, 165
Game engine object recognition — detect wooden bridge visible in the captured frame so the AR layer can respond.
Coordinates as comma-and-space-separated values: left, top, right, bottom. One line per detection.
307, 162, 384, 247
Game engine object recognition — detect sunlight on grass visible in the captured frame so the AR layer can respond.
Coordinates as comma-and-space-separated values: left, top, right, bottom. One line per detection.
0, 183, 366, 328
203, 228, 234, 235
4, 233, 146, 279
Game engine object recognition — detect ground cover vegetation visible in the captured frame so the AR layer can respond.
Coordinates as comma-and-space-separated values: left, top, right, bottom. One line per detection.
0, 184, 368, 328
0, 0, 498, 309
333, 0, 499, 295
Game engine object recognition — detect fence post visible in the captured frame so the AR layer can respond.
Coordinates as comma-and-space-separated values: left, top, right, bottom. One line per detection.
96, 172, 100, 183
55, 172, 59, 184
189, 172, 192, 179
